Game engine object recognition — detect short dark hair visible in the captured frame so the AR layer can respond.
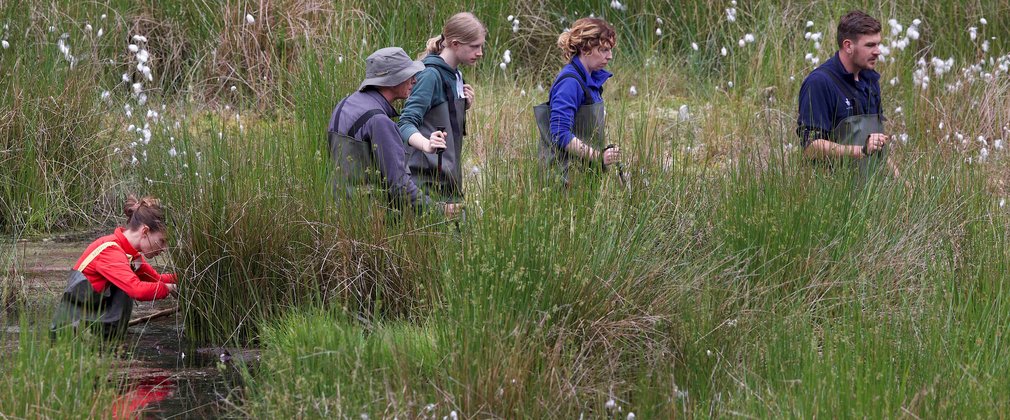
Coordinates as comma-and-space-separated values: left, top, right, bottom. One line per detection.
836, 11, 881, 48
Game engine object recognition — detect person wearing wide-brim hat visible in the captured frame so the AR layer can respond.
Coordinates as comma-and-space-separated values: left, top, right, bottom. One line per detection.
328, 47, 461, 216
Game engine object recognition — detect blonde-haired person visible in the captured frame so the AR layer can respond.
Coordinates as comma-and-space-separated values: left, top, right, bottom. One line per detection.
397, 12, 486, 202
51, 195, 178, 339
534, 17, 621, 187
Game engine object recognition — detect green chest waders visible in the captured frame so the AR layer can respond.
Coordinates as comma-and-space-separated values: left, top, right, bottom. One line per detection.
407, 69, 467, 202
328, 100, 387, 202
534, 70, 606, 188
50, 242, 135, 339
825, 72, 888, 177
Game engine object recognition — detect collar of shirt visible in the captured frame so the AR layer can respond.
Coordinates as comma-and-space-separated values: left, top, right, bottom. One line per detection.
571, 56, 613, 91
113, 227, 141, 260
454, 70, 465, 99
361, 90, 398, 118
826, 52, 880, 85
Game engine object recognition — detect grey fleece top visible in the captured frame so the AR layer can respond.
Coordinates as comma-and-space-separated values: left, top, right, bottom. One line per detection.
328, 90, 434, 209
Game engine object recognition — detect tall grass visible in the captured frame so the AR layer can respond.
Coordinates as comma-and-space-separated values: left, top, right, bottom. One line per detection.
0, 323, 121, 419
5, 0, 1010, 416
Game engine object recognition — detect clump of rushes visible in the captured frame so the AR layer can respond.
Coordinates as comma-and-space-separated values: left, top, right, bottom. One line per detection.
0, 321, 120, 418
241, 309, 442, 418
0, 5, 117, 234
141, 115, 443, 344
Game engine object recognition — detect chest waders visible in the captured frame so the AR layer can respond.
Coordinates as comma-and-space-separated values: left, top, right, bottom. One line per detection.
328, 98, 387, 201
50, 242, 136, 339
534, 65, 606, 188
407, 65, 467, 202
825, 71, 888, 177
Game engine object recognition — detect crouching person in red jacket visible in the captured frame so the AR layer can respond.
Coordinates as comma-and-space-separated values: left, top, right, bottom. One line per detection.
51, 195, 178, 339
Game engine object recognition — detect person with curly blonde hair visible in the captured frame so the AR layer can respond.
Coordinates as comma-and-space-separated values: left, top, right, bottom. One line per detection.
534, 17, 621, 187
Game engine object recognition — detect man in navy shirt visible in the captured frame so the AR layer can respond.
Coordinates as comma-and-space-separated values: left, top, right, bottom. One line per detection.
797, 11, 895, 174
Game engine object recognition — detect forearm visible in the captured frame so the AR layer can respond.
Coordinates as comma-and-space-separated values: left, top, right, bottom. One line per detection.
407, 133, 429, 151
803, 139, 863, 160
564, 137, 602, 162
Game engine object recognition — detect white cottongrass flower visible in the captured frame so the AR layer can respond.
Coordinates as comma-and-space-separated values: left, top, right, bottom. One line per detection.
900, 133, 909, 144
449, 411, 458, 420
889, 77, 898, 86
101, 14, 107, 20
994, 139, 1003, 150
725, 7, 737, 22
132, 82, 143, 94
132, 35, 147, 43
969, 27, 977, 41
727, 81, 734, 88
907, 26, 919, 40
980, 17, 988, 25
502, 49, 511, 64
84, 24, 92, 32
979, 147, 989, 162
337, 54, 344, 64
605, 399, 617, 410
1000, 198, 1006, 208
536, 83, 544, 93
512, 19, 520, 33
806, 20, 814, 28
230, 85, 237, 92
520, 89, 526, 96
629, 85, 637, 96
609, 0, 626, 11
137, 49, 149, 63
894, 106, 902, 114
738, 39, 745, 47
744, 33, 755, 43
127, 124, 136, 132
720, 47, 727, 56
656, 17, 663, 25
628, 414, 636, 420
100, 91, 110, 100
1, 40, 8, 49
678, 104, 689, 121
655, 27, 662, 36
507, 15, 514, 22
246, 14, 255, 24
691, 42, 698, 51
128, 44, 139, 53
499, 62, 506, 70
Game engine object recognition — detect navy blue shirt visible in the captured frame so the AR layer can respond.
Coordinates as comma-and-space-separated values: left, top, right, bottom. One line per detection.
548, 57, 612, 149
797, 52, 883, 148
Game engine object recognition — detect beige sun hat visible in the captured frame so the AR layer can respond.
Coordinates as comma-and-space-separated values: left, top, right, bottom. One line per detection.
358, 47, 425, 91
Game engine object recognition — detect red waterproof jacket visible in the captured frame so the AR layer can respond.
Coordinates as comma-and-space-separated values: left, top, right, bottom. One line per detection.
73, 227, 177, 301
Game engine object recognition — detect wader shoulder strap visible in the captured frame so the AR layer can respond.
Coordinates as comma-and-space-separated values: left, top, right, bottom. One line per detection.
76, 242, 123, 272
331, 97, 385, 140
823, 70, 864, 115
347, 110, 384, 140
553, 73, 592, 105
427, 64, 464, 137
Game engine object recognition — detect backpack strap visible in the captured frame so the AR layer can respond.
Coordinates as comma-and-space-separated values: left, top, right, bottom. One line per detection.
76, 242, 123, 272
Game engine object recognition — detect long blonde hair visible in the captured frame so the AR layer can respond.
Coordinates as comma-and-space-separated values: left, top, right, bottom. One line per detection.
421, 12, 487, 58
557, 17, 617, 60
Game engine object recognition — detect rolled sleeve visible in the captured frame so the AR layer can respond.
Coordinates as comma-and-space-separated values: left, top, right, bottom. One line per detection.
548, 77, 583, 149
796, 73, 835, 148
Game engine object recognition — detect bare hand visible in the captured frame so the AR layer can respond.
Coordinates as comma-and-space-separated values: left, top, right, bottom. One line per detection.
866, 133, 888, 155
602, 147, 621, 167
166, 283, 178, 294
424, 130, 447, 153
444, 202, 463, 218
463, 84, 475, 108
